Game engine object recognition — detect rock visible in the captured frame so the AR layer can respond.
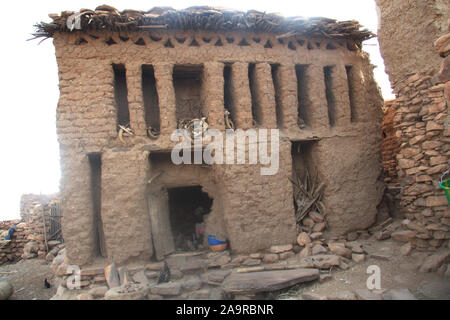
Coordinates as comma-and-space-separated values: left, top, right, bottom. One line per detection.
302, 292, 327, 300
263, 254, 279, 264
302, 218, 315, 228
242, 258, 261, 266
190, 289, 210, 299
75, 293, 94, 300
207, 270, 231, 283
118, 267, 131, 285
419, 251, 450, 273
132, 270, 149, 286
180, 260, 206, 274
339, 260, 351, 270
104, 263, 120, 288
297, 232, 311, 246
346, 232, 358, 241
370, 253, 391, 261
328, 243, 352, 259
181, 277, 202, 291
309, 211, 324, 223
391, 230, 416, 242
146, 262, 164, 271
299, 245, 311, 258
310, 254, 340, 269
23, 241, 39, 256
400, 243, 412, 256
310, 232, 323, 240
352, 253, 365, 263
151, 282, 182, 296
435, 33, 450, 57
47, 240, 61, 248
207, 252, 231, 267
346, 241, 364, 254
382, 288, 417, 300
88, 286, 108, 298
147, 293, 163, 300
354, 289, 383, 300
0, 281, 13, 300
222, 269, 319, 294
319, 274, 333, 283
376, 230, 391, 240
312, 244, 327, 255
312, 223, 326, 232
249, 253, 264, 259
270, 244, 293, 254
279, 252, 294, 260
105, 283, 150, 300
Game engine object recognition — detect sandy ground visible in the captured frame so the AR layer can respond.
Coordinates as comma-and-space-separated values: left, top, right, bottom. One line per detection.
275, 238, 450, 300
0, 258, 57, 300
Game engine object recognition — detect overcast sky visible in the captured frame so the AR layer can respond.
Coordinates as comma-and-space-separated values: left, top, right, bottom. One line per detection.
0, 0, 392, 220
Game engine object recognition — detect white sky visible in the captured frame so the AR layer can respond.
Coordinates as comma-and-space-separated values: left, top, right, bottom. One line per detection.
0, 0, 393, 220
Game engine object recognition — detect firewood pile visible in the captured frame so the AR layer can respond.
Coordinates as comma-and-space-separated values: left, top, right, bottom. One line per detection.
290, 168, 327, 233
32, 4, 374, 43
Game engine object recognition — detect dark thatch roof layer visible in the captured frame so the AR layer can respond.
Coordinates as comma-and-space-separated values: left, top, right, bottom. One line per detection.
33, 5, 375, 43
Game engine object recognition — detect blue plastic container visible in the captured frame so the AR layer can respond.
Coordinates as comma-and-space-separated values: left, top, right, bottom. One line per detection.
207, 235, 226, 245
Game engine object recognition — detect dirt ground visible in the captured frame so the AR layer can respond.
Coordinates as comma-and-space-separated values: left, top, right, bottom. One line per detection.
275, 238, 450, 300
0, 259, 56, 300
1, 238, 449, 300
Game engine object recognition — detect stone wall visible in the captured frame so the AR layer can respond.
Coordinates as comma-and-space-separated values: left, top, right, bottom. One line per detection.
379, 7, 450, 250
52, 27, 383, 266
0, 220, 26, 264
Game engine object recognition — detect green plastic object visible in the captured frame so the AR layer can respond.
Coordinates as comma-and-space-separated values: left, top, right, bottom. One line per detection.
439, 170, 450, 206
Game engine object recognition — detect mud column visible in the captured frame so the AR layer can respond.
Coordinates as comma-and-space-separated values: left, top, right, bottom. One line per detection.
230, 62, 253, 129
100, 150, 153, 264
127, 63, 146, 136
333, 64, 352, 127
202, 62, 225, 129
308, 65, 330, 130
254, 63, 277, 129
154, 63, 177, 136
59, 153, 98, 266
275, 64, 298, 130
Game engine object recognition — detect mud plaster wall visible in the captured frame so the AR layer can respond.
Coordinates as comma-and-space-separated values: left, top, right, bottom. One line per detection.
375, 0, 450, 85
53, 30, 383, 266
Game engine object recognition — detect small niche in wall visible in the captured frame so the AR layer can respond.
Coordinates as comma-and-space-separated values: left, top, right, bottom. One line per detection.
323, 66, 336, 127
112, 63, 130, 130
173, 65, 204, 123
142, 65, 160, 135
345, 65, 357, 122
295, 64, 310, 128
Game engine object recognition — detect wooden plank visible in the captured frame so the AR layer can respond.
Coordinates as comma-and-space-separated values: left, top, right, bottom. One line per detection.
148, 188, 175, 261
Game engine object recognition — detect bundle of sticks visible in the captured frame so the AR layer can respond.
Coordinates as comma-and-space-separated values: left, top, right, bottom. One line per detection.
290, 166, 326, 226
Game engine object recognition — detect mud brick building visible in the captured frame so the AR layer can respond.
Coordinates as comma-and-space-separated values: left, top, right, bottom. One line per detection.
35, 5, 384, 266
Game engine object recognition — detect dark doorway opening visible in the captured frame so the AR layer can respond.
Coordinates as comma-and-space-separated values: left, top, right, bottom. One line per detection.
168, 186, 213, 251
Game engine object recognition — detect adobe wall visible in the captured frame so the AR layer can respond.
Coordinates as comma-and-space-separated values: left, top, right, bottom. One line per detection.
53, 29, 383, 266
375, 0, 449, 85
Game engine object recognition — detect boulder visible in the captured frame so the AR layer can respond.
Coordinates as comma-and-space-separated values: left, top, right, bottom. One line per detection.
88, 286, 109, 298
0, 281, 13, 300
297, 232, 311, 246
104, 263, 120, 288
222, 269, 319, 294
420, 251, 450, 273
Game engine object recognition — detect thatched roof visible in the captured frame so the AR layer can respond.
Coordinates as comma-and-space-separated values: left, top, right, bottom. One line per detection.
32, 4, 375, 43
